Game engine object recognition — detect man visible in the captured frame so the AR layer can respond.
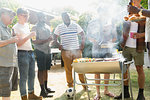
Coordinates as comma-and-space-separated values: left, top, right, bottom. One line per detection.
32, 12, 55, 98
87, 7, 116, 100
0, 8, 18, 100
54, 12, 87, 91
13, 8, 42, 100
128, 0, 150, 67
115, 0, 146, 100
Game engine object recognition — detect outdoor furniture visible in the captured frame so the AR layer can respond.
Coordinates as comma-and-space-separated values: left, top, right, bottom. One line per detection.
72, 59, 133, 100
51, 48, 64, 67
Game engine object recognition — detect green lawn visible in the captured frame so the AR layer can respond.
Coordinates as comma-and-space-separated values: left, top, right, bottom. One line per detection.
55, 68, 150, 100
1, 67, 149, 100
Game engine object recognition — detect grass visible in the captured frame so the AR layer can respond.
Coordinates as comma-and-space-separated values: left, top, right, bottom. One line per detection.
55, 68, 150, 100
0, 67, 150, 100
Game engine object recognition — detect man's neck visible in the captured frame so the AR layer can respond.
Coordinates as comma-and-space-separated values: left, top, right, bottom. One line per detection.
65, 23, 70, 27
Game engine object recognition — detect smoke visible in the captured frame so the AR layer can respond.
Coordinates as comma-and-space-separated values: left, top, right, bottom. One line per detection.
85, 0, 129, 58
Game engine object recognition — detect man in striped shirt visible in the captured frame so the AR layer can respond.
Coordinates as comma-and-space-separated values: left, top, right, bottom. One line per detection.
54, 12, 87, 90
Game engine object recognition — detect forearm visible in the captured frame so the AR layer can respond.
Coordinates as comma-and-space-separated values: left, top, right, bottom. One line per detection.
33, 39, 49, 44
139, 33, 145, 38
80, 32, 85, 45
0, 39, 14, 47
142, 9, 150, 17
17, 35, 31, 47
53, 34, 60, 46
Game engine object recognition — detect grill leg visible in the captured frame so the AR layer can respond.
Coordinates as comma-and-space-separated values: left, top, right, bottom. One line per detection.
113, 74, 116, 83
83, 74, 90, 100
122, 65, 125, 100
128, 68, 133, 100
73, 70, 76, 100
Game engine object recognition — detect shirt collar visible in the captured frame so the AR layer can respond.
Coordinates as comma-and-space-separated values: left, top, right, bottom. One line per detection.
63, 21, 72, 27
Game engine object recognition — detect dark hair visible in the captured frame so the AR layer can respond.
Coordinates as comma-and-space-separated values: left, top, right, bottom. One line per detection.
37, 12, 45, 19
0, 8, 16, 16
61, 12, 69, 18
17, 8, 29, 15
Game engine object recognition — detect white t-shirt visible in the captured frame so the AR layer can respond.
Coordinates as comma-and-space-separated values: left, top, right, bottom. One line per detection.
13, 23, 33, 51
54, 22, 83, 50
145, 1, 150, 42
125, 22, 138, 48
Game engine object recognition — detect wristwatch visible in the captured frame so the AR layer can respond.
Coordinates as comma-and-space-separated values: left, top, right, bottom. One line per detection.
138, 9, 143, 16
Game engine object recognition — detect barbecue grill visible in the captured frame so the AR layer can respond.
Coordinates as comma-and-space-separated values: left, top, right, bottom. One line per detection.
72, 58, 133, 100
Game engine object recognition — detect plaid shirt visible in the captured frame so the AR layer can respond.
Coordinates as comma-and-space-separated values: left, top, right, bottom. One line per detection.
121, 21, 145, 53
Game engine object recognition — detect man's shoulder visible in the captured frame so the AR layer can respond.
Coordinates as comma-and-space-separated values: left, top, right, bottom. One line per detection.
71, 21, 79, 26
13, 23, 19, 29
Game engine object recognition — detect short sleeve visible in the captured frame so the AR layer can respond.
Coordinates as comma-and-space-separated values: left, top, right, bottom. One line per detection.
54, 25, 60, 36
76, 24, 83, 34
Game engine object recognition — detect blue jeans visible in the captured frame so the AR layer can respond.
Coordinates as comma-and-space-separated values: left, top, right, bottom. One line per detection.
18, 51, 35, 96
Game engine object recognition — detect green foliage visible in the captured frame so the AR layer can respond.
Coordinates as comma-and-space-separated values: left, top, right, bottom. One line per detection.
141, 0, 148, 9
50, 17, 63, 31
0, 0, 20, 28
78, 13, 93, 58
51, 7, 79, 17
78, 13, 92, 33
0, 0, 20, 11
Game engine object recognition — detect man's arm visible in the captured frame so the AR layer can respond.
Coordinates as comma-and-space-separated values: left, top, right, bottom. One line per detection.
128, 5, 150, 17
133, 32, 145, 39
17, 32, 35, 47
53, 34, 62, 50
32, 35, 52, 44
79, 31, 85, 51
0, 36, 19, 47
31, 26, 53, 44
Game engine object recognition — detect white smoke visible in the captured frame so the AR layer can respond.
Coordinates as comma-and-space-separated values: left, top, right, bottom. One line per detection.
85, 0, 129, 58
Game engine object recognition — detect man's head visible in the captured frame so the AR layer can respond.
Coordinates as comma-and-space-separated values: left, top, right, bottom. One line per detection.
17, 8, 29, 23
0, 8, 16, 26
37, 12, 46, 23
61, 12, 70, 26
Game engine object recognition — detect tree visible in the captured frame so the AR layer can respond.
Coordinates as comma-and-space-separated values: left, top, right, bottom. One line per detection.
0, 0, 20, 28
141, 0, 148, 9
78, 13, 93, 58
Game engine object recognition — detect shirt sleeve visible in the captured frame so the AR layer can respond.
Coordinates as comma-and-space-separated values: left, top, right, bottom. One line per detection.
54, 25, 60, 36
76, 24, 83, 34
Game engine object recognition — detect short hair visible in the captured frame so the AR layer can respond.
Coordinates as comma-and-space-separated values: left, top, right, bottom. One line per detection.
17, 8, 29, 15
37, 12, 45, 19
0, 8, 16, 16
61, 12, 69, 18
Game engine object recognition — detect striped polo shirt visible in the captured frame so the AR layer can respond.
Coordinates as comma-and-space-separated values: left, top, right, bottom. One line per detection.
54, 22, 83, 50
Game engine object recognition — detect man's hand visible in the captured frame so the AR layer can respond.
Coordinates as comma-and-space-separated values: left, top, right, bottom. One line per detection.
10, 36, 19, 43
59, 45, 62, 50
127, 5, 140, 14
30, 31, 36, 38
133, 33, 144, 39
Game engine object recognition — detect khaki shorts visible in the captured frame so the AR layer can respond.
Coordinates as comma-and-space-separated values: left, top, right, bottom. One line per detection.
123, 46, 144, 66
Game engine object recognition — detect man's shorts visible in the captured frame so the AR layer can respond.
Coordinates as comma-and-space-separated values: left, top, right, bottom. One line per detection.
35, 49, 51, 71
123, 46, 144, 66
0, 67, 14, 97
